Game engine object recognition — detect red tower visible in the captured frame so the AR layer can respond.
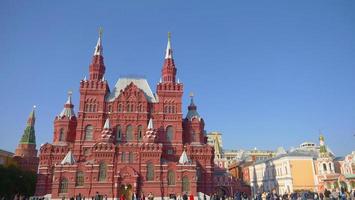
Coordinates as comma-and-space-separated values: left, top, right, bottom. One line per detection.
35, 31, 214, 199
14, 107, 39, 172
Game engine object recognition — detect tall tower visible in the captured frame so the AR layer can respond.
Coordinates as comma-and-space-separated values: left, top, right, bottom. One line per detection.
14, 106, 39, 172
75, 28, 110, 158
156, 32, 184, 161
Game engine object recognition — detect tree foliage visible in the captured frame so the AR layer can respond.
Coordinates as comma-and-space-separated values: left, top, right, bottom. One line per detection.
0, 164, 37, 199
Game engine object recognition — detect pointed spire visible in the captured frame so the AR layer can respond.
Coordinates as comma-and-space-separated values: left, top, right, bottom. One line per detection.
84, 76, 87, 81
59, 91, 75, 118
147, 118, 154, 129
61, 150, 76, 165
27, 105, 36, 126
94, 27, 103, 56
179, 149, 190, 165
103, 118, 110, 129
165, 32, 173, 59
66, 90, 72, 105
20, 106, 36, 144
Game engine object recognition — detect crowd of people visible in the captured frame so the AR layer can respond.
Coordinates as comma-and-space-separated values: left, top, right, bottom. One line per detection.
252, 188, 355, 200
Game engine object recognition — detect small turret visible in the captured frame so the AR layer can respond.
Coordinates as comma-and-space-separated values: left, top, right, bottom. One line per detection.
53, 92, 77, 144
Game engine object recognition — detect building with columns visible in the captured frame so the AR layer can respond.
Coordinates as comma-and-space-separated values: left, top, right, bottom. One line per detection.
35, 31, 214, 199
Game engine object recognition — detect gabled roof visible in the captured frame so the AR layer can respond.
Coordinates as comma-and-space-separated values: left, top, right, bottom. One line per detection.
179, 150, 190, 165
106, 78, 158, 103
61, 151, 76, 165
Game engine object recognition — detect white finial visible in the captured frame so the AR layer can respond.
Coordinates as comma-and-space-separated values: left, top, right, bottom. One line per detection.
159, 78, 162, 83
66, 90, 72, 104
102, 76, 105, 81
103, 118, 110, 129
147, 118, 154, 129
165, 32, 173, 59
94, 27, 103, 56
84, 76, 87, 81
177, 78, 180, 83
33, 105, 36, 109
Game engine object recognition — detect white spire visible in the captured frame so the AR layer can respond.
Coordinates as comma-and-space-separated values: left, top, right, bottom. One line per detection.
66, 91, 72, 104
165, 32, 173, 59
94, 27, 103, 56
103, 118, 110, 129
61, 151, 76, 165
59, 91, 75, 118
179, 150, 190, 165
147, 118, 154, 129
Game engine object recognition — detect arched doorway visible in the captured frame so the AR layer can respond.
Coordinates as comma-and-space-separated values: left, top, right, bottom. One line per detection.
119, 184, 133, 200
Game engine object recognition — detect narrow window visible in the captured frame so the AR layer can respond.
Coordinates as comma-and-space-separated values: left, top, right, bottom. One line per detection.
75, 171, 84, 186
59, 128, 65, 141
116, 125, 122, 142
98, 163, 106, 182
138, 125, 143, 141
167, 170, 175, 185
166, 126, 173, 142
147, 163, 154, 181
126, 125, 133, 141
129, 152, 134, 163
59, 178, 68, 193
84, 125, 93, 141
182, 176, 189, 192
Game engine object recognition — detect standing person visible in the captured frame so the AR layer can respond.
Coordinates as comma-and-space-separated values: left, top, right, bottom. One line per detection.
324, 189, 330, 200
189, 193, 194, 200
262, 192, 267, 200
148, 193, 154, 200
319, 193, 324, 200
120, 194, 125, 200
183, 193, 188, 200
94, 192, 100, 200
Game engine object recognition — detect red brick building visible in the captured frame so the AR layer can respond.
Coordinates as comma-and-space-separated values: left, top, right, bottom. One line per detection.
35, 32, 214, 199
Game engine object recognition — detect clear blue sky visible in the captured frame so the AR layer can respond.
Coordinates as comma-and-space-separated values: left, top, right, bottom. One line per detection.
0, 1, 354, 156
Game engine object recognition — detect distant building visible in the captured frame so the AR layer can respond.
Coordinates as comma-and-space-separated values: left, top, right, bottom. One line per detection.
314, 135, 354, 192
249, 151, 317, 196
13, 107, 39, 172
0, 149, 15, 166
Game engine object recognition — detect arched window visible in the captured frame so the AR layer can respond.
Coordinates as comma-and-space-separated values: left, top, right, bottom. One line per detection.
59, 178, 68, 193
191, 131, 196, 142
130, 104, 134, 112
108, 105, 112, 112
93, 104, 96, 112
126, 125, 133, 142
126, 104, 130, 112
172, 106, 175, 113
138, 125, 143, 141
196, 168, 202, 182
323, 163, 327, 172
98, 162, 106, 182
116, 125, 122, 142
118, 104, 122, 112
129, 152, 134, 163
59, 128, 65, 142
167, 170, 175, 185
329, 163, 332, 171
84, 125, 93, 141
164, 106, 168, 113
89, 104, 92, 112
147, 163, 154, 181
121, 152, 126, 162
138, 104, 142, 112
75, 171, 84, 186
166, 126, 173, 142
182, 176, 189, 192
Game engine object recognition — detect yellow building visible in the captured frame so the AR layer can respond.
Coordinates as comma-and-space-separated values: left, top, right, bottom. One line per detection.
249, 152, 317, 196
